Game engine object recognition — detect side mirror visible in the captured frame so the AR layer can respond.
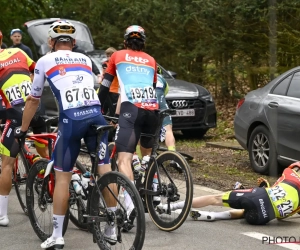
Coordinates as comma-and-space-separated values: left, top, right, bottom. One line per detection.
167, 70, 177, 78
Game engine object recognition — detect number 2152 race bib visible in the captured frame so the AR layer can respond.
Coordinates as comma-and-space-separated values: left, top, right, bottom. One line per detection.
61, 86, 100, 110
4, 80, 32, 106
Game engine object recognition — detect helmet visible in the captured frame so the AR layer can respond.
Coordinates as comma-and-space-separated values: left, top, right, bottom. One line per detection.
124, 25, 146, 42
288, 161, 300, 172
48, 20, 76, 39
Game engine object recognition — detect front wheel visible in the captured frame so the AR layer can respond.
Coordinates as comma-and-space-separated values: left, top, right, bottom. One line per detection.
26, 159, 69, 241
90, 171, 146, 250
145, 151, 193, 231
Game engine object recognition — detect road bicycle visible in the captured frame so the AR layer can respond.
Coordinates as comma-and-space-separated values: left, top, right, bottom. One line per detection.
2, 116, 58, 215
25, 123, 146, 249
105, 110, 194, 232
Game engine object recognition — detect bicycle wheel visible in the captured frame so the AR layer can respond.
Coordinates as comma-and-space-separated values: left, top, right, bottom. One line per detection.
145, 151, 193, 231
69, 160, 88, 230
90, 171, 145, 250
157, 146, 194, 161
14, 153, 30, 215
26, 159, 69, 241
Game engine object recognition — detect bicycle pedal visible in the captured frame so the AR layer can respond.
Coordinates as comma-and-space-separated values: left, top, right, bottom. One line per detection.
83, 214, 101, 223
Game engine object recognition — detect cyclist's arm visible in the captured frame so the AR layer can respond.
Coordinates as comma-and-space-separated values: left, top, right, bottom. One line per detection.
19, 49, 36, 73
20, 58, 45, 132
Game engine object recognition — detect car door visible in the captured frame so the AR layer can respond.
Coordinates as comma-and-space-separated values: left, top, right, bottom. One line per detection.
266, 72, 300, 161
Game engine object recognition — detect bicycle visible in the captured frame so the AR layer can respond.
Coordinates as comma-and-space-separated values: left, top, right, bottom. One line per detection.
105, 110, 194, 232
2, 116, 58, 215
26, 123, 146, 249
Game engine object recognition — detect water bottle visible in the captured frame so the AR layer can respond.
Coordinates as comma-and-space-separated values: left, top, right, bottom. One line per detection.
71, 173, 82, 194
132, 154, 142, 172
141, 155, 150, 172
81, 171, 91, 190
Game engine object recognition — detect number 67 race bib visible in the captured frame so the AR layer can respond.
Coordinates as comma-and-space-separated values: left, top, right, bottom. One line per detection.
61, 86, 100, 110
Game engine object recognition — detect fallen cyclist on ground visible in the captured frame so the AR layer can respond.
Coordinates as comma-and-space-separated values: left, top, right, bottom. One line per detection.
158, 161, 300, 225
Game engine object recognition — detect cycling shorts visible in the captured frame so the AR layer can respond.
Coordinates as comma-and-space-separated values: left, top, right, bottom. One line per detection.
222, 187, 275, 225
115, 101, 159, 153
0, 112, 47, 158
52, 113, 109, 172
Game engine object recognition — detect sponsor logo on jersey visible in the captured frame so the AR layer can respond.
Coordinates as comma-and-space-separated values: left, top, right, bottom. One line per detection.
290, 172, 300, 182
63, 118, 68, 123
126, 65, 150, 75
73, 75, 83, 84
34, 87, 41, 91
55, 57, 87, 65
123, 112, 131, 118
236, 193, 244, 196
259, 198, 268, 218
0, 58, 21, 68
125, 53, 149, 64
34, 69, 39, 74
59, 66, 66, 76
73, 108, 97, 117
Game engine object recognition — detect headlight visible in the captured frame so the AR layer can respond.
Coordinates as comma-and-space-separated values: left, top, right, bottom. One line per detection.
202, 94, 213, 102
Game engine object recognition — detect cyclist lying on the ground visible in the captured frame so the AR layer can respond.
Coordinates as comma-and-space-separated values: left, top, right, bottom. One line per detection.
158, 161, 300, 225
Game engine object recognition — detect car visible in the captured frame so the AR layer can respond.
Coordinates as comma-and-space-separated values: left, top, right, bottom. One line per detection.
25, 18, 217, 138
234, 66, 300, 175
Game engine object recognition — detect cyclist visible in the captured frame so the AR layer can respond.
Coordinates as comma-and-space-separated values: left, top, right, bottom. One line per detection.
98, 25, 159, 218
14, 21, 112, 249
0, 30, 48, 227
158, 162, 300, 225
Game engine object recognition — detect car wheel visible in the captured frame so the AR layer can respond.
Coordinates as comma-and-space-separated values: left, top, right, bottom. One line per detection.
181, 129, 208, 139
248, 125, 278, 176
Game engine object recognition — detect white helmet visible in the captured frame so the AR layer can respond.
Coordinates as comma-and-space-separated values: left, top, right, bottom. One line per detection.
48, 20, 76, 39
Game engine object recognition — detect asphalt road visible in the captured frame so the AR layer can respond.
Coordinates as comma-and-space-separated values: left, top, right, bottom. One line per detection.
1, 186, 300, 250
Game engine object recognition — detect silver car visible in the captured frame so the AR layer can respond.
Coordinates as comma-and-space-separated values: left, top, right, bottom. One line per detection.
234, 66, 300, 175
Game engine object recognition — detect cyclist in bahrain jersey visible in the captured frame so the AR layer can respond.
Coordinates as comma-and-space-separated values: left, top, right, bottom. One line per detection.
14, 21, 114, 249
158, 162, 300, 225
98, 25, 159, 221
0, 30, 48, 227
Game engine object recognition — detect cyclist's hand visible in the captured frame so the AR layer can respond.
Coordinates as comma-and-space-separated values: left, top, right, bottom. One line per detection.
257, 177, 269, 188
14, 127, 27, 145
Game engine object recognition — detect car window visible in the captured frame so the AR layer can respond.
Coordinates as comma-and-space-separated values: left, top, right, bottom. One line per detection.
286, 72, 300, 98
272, 75, 292, 96
158, 64, 173, 79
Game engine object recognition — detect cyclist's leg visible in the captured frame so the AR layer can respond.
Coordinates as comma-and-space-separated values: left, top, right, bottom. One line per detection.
0, 118, 21, 226
115, 102, 141, 180
31, 115, 49, 158
41, 117, 83, 248
163, 119, 176, 151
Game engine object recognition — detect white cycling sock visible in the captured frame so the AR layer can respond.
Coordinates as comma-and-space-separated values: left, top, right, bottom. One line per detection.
124, 182, 134, 211
172, 201, 185, 210
52, 214, 65, 239
212, 211, 231, 220
0, 195, 9, 217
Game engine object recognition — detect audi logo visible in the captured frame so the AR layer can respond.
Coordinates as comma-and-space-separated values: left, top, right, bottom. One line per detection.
171, 100, 188, 108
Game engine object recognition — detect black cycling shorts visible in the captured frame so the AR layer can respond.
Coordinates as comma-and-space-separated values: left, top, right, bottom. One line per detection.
115, 101, 159, 153
222, 187, 275, 225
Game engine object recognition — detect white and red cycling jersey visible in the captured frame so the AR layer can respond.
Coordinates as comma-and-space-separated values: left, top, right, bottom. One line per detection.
30, 50, 100, 120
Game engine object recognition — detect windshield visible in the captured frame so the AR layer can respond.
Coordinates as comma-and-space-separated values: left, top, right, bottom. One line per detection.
27, 21, 94, 55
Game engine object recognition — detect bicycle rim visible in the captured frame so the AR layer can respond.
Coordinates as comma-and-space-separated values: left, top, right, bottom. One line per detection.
90, 171, 145, 250
26, 159, 69, 241
14, 154, 29, 215
145, 151, 193, 231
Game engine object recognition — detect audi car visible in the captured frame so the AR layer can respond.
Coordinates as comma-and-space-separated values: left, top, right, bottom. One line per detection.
24, 18, 217, 138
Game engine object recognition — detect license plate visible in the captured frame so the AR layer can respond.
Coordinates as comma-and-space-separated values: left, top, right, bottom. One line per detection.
172, 109, 195, 117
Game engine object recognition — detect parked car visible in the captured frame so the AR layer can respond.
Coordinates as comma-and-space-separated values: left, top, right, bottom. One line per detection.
234, 66, 300, 175
25, 18, 217, 138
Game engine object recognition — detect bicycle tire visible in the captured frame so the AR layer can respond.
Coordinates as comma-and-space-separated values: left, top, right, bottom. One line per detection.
157, 146, 194, 161
69, 160, 89, 230
26, 159, 69, 241
145, 150, 193, 231
90, 171, 145, 250
14, 153, 30, 215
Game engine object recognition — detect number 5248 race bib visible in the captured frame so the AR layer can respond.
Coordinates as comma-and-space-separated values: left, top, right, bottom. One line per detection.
61, 86, 100, 110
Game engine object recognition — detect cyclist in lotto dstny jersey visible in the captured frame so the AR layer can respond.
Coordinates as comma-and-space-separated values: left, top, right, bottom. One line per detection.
98, 25, 159, 226
14, 21, 112, 249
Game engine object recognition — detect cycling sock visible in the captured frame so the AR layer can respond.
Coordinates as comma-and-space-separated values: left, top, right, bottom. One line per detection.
52, 214, 65, 239
0, 195, 8, 217
212, 211, 231, 220
173, 201, 185, 210
124, 184, 134, 211
168, 146, 176, 151
152, 172, 158, 192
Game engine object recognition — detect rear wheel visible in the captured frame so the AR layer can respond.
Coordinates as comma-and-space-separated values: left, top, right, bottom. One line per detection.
26, 159, 69, 241
145, 151, 193, 231
90, 171, 146, 250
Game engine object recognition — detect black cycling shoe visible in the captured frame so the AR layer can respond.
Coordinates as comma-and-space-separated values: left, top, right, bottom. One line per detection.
169, 160, 183, 173
122, 209, 136, 232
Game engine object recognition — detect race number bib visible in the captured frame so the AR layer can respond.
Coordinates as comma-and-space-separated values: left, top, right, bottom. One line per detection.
268, 185, 287, 201
277, 200, 294, 217
60, 86, 100, 110
4, 80, 31, 106
130, 86, 157, 102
